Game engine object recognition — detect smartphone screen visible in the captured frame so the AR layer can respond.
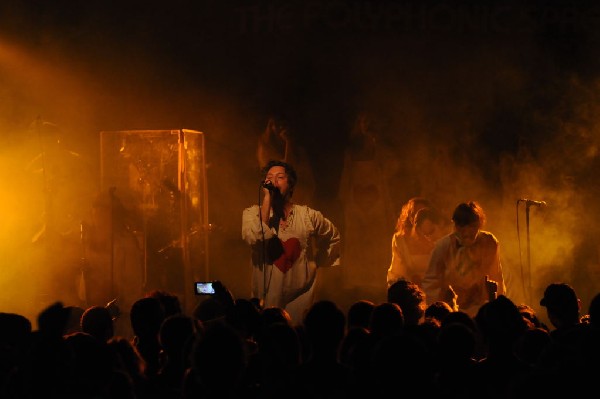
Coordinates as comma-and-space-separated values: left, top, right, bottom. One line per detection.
195, 282, 215, 295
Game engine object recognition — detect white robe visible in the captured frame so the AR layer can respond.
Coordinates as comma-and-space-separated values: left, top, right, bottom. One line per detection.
422, 231, 505, 316
242, 204, 341, 323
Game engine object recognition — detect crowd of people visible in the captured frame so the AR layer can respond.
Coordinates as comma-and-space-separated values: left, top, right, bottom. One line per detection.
1, 278, 599, 398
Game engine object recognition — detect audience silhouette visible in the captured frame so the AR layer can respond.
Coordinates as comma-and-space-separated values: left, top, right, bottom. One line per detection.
2, 279, 600, 399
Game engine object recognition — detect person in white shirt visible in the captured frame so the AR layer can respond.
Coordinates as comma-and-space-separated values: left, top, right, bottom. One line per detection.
422, 201, 505, 316
387, 197, 446, 288
242, 160, 341, 324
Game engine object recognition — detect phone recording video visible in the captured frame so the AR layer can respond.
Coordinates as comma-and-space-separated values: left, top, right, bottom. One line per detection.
195, 281, 215, 295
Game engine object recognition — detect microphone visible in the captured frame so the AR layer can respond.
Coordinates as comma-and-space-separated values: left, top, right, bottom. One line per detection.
518, 198, 547, 206
262, 180, 275, 191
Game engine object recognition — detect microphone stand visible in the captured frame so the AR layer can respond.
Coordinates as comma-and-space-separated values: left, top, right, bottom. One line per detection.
79, 221, 89, 307
109, 187, 116, 299
525, 202, 532, 306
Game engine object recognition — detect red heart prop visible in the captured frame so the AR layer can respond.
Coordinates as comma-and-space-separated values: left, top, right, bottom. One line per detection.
273, 237, 301, 273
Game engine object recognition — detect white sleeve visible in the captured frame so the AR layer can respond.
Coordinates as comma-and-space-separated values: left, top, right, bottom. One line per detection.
387, 233, 406, 288
241, 205, 275, 245
421, 238, 448, 304
308, 208, 341, 268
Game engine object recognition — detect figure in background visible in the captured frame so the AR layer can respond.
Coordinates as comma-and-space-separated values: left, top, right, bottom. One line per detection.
242, 160, 341, 324
387, 197, 447, 288
256, 114, 316, 206
26, 121, 97, 245
82, 189, 144, 336
422, 201, 505, 316
25, 120, 98, 307
337, 111, 396, 304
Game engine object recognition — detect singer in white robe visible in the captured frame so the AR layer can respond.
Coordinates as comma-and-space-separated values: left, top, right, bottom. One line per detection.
242, 161, 340, 324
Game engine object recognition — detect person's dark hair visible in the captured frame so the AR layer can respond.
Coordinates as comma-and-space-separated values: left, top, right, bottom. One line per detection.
475, 295, 528, 350
396, 197, 434, 234
302, 300, 346, 352
260, 306, 292, 328
81, 306, 114, 342
517, 304, 548, 331
387, 279, 426, 325
130, 297, 165, 339
369, 302, 405, 339
145, 290, 182, 318
261, 160, 297, 196
159, 314, 196, 357
413, 207, 442, 229
539, 282, 580, 324
190, 322, 247, 393
425, 301, 453, 323
438, 321, 476, 362
452, 201, 485, 228
347, 300, 376, 330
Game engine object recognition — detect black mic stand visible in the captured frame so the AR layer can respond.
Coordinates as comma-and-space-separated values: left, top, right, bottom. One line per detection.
109, 187, 116, 300
79, 221, 89, 307
525, 202, 532, 305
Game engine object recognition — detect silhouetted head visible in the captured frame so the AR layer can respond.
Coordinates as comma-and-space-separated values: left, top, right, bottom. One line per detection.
369, 302, 405, 340
226, 298, 262, 340
37, 301, 70, 338
517, 304, 548, 331
441, 310, 477, 333
475, 295, 527, 351
438, 321, 476, 362
107, 336, 146, 377
159, 314, 196, 358
260, 306, 292, 328
347, 300, 375, 330
192, 297, 227, 324
130, 297, 165, 340
145, 290, 182, 318
425, 301, 454, 323
540, 282, 580, 327
387, 279, 426, 325
302, 300, 345, 354
81, 305, 114, 342
0, 312, 32, 349
64, 306, 85, 335
190, 322, 246, 392
515, 327, 551, 366
257, 321, 301, 369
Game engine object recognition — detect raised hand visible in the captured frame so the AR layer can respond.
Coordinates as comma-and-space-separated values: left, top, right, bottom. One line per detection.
443, 284, 459, 312
485, 275, 498, 302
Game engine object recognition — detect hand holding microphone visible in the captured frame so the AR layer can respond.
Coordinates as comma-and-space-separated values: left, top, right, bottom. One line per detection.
262, 180, 275, 192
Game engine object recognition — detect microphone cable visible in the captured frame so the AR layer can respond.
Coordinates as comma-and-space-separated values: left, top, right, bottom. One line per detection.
258, 181, 273, 305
